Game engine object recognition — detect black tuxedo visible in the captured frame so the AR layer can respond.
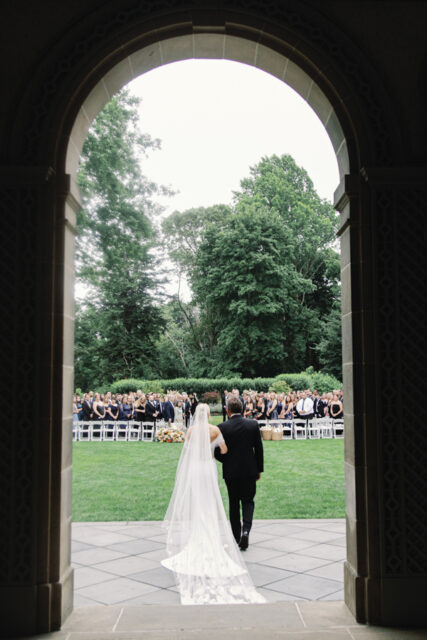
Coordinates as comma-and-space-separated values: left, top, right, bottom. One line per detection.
215, 414, 264, 543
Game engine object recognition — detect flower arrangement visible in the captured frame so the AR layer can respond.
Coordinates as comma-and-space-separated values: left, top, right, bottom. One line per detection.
156, 424, 186, 443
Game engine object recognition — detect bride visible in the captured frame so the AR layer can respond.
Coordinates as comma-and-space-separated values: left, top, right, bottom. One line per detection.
161, 403, 265, 605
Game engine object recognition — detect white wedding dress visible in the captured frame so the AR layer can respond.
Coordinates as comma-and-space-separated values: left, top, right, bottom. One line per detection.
161, 403, 265, 605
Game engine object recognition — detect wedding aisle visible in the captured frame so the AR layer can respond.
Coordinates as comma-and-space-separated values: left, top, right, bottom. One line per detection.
72, 518, 346, 607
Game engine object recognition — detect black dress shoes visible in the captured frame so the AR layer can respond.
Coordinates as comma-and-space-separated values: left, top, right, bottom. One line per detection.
239, 531, 249, 550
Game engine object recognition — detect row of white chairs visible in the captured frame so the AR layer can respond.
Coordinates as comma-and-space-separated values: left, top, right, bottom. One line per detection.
73, 418, 344, 442
73, 421, 156, 441
257, 418, 344, 439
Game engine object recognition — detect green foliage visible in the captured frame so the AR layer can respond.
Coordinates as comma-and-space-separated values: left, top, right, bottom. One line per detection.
269, 380, 291, 394
160, 154, 341, 379
93, 372, 340, 395
109, 378, 164, 394
74, 90, 167, 388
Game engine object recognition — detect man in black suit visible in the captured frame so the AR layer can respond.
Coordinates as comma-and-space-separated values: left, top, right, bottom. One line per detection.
162, 395, 175, 423
182, 393, 191, 428
215, 396, 264, 550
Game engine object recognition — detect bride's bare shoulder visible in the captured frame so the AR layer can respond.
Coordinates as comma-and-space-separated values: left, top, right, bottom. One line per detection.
209, 424, 220, 439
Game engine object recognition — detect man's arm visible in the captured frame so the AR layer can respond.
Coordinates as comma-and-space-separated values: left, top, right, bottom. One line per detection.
253, 423, 264, 474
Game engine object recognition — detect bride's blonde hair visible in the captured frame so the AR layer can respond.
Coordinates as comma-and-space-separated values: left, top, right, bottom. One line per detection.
193, 402, 210, 422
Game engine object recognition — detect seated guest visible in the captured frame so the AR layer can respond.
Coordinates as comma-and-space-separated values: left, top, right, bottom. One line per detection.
162, 394, 175, 423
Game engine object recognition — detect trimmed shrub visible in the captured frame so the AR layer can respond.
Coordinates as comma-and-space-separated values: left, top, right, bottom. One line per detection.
107, 372, 342, 397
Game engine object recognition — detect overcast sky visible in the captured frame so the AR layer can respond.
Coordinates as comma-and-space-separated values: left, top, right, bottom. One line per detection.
128, 59, 339, 218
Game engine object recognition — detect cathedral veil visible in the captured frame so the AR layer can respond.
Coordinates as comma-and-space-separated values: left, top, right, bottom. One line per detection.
161, 403, 265, 605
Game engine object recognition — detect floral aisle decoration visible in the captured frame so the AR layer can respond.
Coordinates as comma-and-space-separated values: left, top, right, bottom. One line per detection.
156, 424, 186, 443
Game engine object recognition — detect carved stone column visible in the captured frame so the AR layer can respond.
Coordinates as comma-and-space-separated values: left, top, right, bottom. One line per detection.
0, 167, 77, 634
336, 168, 427, 626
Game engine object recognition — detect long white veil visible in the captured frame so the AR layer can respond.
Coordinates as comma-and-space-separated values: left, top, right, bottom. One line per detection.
161, 403, 265, 605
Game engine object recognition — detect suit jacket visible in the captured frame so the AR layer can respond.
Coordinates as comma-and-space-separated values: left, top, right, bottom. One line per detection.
81, 400, 92, 420
145, 401, 158, 421
214, 414, 264, 479
162, 401, 175, 422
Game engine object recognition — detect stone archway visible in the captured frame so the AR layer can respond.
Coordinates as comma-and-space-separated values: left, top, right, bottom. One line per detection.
3, 3, 426, 635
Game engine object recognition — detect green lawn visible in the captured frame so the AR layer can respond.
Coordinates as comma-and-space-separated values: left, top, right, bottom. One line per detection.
72, 439, 345, 521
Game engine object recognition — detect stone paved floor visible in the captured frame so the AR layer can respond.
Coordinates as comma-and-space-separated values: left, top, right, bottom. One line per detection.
72, 519, 346, 607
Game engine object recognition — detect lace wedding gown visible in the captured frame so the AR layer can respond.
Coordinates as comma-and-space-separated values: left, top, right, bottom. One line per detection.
161, 404, 265, 605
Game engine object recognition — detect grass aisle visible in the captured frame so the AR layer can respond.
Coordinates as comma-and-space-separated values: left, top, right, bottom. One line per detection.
72, 439, 345, 521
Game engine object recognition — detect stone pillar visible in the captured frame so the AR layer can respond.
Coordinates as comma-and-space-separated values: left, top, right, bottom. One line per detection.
0, 167, 77, 635
336, 168, 427, 626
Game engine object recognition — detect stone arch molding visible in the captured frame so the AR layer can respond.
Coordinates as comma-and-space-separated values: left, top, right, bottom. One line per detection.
66, 33, 349, 181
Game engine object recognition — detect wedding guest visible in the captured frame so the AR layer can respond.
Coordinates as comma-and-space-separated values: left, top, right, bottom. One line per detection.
174, 400, 184, 426
145, 393, 160, 423
134, 393, 146, 423
255, 395, 266, 420
221, 390, 229, 422
73, 396, 80, 424
81, 393, 93, 421
189, 393, 199, 416
330, 393, 343, 419
162, 394, 175, 423
92, 393, 105, 420
244, 396, 254, 418
266, 392, 278, 420
296, 391, 314, 421
106, 396, 119, 421
182, 393, 191, 427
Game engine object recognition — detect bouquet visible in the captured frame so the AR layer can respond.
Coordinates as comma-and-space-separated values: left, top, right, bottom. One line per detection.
156, 424, 185, 443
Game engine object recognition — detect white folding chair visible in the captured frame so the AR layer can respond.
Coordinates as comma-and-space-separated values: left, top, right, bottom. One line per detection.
282, 420, 293, 439
318, 418, 333, 438
333, 419, 344, 438
127, 421, 141, 441
78, 421, 91, 441
141, 422, 155, 441
308, 419, 321, 439
102, 421, 116, 440
90, 420, 103, 440
294, 419, 307, 439
115, 421, 128, 441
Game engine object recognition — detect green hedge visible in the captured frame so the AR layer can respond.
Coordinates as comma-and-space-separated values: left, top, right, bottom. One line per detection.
107, 372, 342, 396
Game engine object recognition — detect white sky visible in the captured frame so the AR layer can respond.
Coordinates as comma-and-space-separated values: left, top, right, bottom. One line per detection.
128, 59, 339, 217
75, 60, 340, 302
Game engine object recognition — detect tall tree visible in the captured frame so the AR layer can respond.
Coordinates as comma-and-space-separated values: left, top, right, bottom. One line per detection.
74, 89, 166, 387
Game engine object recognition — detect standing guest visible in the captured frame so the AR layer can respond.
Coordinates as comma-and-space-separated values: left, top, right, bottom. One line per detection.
120, 394, 134, 421
276, 393, 284, 418
330, 393, 344, 419
162, 395, 175, 424
189, 393, 199, 417
92, 393, 105, 420
266, 392, 278, 420
296, 392, 314, 422
254, 395, 266, 421
145, 393, 160, 423
81, 393, 93, 421
312, 390, 322, 418
221, 390, 229, 422
182, 393, 191, 428
134, 393, 146, 423
107, 396, 119, 421
72, 396, 80, 425
174, 400, 184, 427
244, 396, 254, 418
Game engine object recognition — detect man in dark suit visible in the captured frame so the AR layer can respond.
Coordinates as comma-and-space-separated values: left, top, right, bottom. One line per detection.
215, 396, 264, 550
145, 393, 159, 423
182, 393, 191, 428
162, 395, 175, 423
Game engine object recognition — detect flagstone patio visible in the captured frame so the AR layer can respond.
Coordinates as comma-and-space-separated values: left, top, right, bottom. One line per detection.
72, 518, 346, 607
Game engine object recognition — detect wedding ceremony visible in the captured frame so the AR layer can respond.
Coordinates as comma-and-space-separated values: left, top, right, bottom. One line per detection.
2, 1, 426, 638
